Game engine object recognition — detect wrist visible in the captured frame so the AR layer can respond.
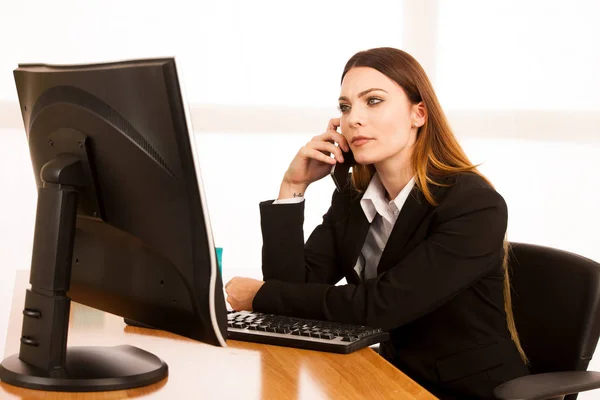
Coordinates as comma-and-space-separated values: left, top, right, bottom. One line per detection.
278, 180, 308, 200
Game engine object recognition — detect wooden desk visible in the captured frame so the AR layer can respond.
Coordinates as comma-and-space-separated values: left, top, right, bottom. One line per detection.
1, 271, 436, 399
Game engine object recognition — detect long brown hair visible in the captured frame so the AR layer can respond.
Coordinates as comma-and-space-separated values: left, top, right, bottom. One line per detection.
342, 47, 527, 363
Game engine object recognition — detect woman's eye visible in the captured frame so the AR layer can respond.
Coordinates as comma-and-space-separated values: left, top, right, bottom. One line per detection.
338, 98, 381, 113
338, 104, 350, 113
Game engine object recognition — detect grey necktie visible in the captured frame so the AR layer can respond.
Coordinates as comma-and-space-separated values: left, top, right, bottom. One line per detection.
361, 213, 386, 280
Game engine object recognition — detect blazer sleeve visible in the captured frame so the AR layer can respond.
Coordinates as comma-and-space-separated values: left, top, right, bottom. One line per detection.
258, 189, 349, 285
253, 185, 508, 331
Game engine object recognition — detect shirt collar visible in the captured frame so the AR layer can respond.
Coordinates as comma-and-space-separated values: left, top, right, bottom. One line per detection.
360, 174, 416, 224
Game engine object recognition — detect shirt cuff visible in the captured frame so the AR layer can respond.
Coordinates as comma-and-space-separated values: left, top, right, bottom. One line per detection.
272, 197, 304, 205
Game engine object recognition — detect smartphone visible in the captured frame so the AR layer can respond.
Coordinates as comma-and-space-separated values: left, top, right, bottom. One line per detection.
330, 149, 355, 192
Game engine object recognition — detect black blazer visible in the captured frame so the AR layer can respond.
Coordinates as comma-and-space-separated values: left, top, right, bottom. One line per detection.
253, 172, 530, 399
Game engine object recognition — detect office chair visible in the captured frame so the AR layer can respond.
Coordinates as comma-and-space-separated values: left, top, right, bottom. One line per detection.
493, 242, 600, 400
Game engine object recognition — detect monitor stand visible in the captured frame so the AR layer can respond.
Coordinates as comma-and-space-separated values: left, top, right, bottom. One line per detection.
0, 135, 168, 391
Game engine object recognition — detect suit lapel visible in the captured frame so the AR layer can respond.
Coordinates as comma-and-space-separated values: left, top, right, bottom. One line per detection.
376, 187, 432, 274
377, 173, 457, 274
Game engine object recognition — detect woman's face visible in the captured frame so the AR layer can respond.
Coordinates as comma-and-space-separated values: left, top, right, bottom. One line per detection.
338, 67, 423, 166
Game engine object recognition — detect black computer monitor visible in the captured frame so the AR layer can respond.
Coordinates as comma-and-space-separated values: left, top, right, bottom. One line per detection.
0, 58, 228, 392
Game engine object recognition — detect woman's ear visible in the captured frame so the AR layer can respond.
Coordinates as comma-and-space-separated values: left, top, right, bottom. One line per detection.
411, 102, 426, 127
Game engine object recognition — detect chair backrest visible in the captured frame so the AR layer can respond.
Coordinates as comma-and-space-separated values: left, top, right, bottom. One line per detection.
509, 242, 600, 399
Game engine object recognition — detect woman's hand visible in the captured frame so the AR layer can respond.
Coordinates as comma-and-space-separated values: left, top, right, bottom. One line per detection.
279, 118, 350, 199
224, 277, 265, 311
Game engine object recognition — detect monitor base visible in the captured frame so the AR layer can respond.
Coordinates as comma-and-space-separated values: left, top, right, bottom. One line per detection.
0, 345, 167, 392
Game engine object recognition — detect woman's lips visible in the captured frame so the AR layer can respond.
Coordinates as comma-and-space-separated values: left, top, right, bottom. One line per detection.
352, 137, 373, 147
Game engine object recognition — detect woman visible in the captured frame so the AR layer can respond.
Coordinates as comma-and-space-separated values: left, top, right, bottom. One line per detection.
225, 47, 530, 399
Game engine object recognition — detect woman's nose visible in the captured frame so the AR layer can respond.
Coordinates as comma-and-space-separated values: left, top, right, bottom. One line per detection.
347, 108, 365, 127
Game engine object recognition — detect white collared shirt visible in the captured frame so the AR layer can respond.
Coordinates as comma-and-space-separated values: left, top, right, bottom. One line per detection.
273, 173, 416, 280
354, 174, 416, 280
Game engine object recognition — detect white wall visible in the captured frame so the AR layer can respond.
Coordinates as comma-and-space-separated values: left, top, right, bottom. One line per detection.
1, 1, 600, 395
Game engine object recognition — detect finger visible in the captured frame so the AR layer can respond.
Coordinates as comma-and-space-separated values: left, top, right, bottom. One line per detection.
323, 129, 350, 152
306, 140, 344, 163
315, 130, 349, 153
327, 118, 341, 132
317, 131, 349, 155
225, 277, 238, 289
227, 295, 239, 309
300, 146, 337, 165
338, 134, 350, 153
310, 133, 334, 144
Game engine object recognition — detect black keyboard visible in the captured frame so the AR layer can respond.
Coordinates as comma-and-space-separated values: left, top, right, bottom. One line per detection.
227, 310, 389, 354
